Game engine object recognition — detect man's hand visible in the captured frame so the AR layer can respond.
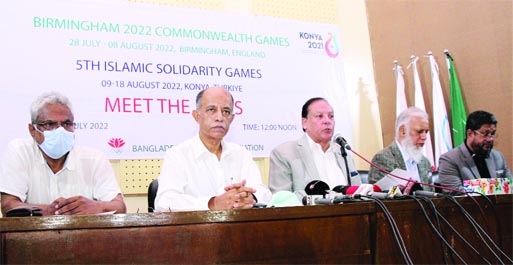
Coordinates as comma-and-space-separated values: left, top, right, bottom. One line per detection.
209, 179, 256, 210
53, 194, 126, 215
53, 196, 104, 215
1, 193, 56, 216
1, 193, 125, 216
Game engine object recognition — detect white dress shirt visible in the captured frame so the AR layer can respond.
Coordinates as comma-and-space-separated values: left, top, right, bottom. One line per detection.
155, 134, 271, 212
306, 135, 348, 189
0, 138, 122, 204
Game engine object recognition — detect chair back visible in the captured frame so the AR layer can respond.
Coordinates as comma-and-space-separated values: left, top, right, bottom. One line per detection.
147, 179, 159, 212
358, 170, 369, 184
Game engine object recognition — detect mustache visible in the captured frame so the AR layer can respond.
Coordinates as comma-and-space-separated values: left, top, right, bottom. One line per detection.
212, 124, 226, 129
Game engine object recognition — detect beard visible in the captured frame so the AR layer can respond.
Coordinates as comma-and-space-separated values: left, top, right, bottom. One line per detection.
402, 138, 424, 164
471, 141, 493, 158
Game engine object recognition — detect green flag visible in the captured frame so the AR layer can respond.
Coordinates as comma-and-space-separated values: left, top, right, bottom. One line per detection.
446, 52, 467, 146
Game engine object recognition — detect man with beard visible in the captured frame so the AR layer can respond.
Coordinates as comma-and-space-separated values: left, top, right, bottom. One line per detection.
368, 107, 433, 192
439, 110, 512, 194
269, 97, 362, 201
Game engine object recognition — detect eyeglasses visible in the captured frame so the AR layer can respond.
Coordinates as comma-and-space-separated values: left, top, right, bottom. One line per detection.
473, 130, 497, 139
35, 120, 76, 131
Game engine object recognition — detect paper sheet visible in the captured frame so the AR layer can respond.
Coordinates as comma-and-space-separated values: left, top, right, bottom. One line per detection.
375, 169, 414, 191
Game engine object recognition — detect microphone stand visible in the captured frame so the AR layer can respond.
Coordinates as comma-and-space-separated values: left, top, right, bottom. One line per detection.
340, 146, 352, 186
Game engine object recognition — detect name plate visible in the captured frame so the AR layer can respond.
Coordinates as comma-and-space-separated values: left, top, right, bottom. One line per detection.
463, 178, 512, 195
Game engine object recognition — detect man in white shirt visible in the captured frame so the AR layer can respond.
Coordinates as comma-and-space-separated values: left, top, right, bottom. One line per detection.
155, 87, 271, 211
368, 106, 433, 191
0, 91, 126, 216
268, 97, 362, 201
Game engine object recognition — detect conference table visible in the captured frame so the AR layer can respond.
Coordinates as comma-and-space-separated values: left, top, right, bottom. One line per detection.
0, 194, 511, 264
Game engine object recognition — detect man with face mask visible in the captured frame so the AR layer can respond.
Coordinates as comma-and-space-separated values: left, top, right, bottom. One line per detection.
368, 107, 433, 191
439, 110, 512, 194
0, 91, 126, 216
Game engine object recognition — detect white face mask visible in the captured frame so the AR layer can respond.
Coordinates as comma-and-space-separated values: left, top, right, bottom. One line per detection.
35, 126, 75, 159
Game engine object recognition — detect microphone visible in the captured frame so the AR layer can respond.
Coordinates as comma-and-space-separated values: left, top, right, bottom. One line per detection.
303, 180, 330, 205
313, 197, 335, 205
413, 190, 444, 198
332, 185, 348, 193
333, 134, 351, 150
334, 184, 382, 195
303, 194, 330, 205
305, 195, 355, 205
403, 181, 424, 195
305, 180, 330, 196
367, 192, 391, 200
332, 195, 355, 203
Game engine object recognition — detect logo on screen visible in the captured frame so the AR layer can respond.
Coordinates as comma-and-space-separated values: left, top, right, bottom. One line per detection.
108, 138, 126, 154
325, 33, 340, 58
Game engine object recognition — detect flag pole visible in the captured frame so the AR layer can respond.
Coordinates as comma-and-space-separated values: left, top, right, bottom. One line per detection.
408, 54, 435, 170
444, 49, 453, 61
444, 49, 467, 146
394, 60, 407, 118
429, 51, 453, 170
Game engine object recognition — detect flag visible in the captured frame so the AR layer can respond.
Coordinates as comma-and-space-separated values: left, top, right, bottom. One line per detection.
409, 55, 435, 169
394, 61, 407, 117
428, 52, 452, 170
445, 51, 467, 146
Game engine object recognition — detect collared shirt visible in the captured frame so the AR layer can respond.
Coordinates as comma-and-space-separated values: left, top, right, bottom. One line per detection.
396, 140, 421, 182
0, 138, 122, 204
155, 134, 271, 212
306, 134, 347, 188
